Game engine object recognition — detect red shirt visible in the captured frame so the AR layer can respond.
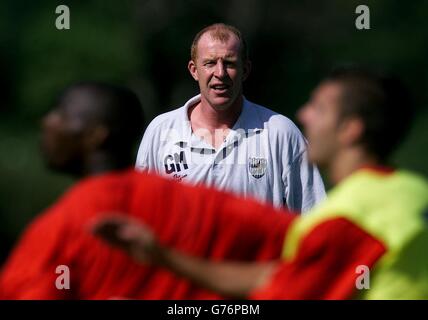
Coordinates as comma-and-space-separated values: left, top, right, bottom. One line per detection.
0, 169, 387, 300
0, 169, 293, 299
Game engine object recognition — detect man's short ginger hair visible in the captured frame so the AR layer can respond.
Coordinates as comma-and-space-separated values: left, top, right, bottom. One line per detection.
190, 23, 249, 62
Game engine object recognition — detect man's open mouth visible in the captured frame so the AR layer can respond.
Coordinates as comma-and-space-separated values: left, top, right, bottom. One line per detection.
210, 84, 230, 93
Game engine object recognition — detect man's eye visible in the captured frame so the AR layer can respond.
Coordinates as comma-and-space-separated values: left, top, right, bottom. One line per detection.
204, 62, 215, 66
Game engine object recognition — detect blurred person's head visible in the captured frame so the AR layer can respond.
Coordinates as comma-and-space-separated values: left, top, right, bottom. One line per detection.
298, 66, 414, 181
188, 23, 251, 111
41, 82, 145, 177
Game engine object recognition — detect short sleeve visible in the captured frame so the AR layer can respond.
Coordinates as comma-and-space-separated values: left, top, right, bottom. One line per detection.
249, 217, 386, 299
135, 130, 151, 171
285, 150, 326, 213
135, 117, 163, 172
0, 207, 74, 299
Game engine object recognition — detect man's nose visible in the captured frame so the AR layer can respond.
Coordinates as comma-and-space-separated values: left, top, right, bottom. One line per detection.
296, 104, 309, 126
41, 113, 51, 129
214, 60, 226, 78
41, 112, 58, 130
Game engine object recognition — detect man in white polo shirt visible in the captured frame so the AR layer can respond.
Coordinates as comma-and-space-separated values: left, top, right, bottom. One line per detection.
136, 23, 325, 212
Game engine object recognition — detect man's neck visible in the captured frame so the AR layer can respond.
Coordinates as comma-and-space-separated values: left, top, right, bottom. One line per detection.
188, 95, 244, 149
190, 95, 243, 131
328, 148, 380, 185
82, 152, 131, 177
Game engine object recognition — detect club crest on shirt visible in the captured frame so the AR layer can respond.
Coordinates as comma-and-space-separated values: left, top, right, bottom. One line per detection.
248, 157, 267, 179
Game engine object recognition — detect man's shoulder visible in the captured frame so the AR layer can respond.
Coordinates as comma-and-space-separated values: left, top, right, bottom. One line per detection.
145, 106, 187, 134
246, 100, 305, 141
56, 169, 137, 205
246, 100, 301, 132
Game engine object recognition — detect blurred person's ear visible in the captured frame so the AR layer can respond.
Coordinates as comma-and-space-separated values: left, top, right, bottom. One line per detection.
83, 125, 109, 151
338, 117, 364, 147
188, 60, 199, 81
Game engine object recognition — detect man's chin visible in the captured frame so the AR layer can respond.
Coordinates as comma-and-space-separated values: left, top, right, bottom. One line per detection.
43, 158, 80, 177
307, 150, 322, 167
43, 159, 64, 173
208, 96, 237, 111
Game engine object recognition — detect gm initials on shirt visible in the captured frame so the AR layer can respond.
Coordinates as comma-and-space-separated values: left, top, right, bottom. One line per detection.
164, 151, 189, 174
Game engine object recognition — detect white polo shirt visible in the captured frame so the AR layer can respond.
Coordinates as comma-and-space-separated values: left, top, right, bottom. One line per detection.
136, 94, 325, 212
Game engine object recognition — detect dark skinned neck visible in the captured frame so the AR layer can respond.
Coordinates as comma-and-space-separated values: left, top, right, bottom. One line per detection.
80, 151, 132, 178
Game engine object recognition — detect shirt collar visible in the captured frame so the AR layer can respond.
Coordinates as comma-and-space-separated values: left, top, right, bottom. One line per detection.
176, 94, 258, 149
358, 164, 396, 175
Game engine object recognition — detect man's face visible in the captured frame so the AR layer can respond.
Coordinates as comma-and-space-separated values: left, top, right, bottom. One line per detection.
40, 89, 92, 174
188, 32, 250, 110
297, 81, 344, 167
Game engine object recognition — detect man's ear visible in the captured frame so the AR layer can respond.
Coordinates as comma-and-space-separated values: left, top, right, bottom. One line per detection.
242, 60, 252, 82
188, 60, 199, 81
338, 117, 364, 147
84, 125, 109, 150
